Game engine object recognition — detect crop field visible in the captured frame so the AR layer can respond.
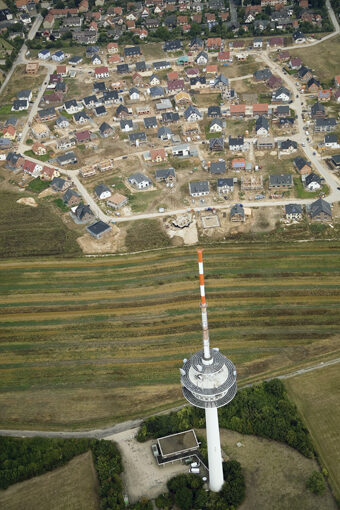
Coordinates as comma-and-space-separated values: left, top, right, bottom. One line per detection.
0, 243, 339, 430
0, 451, 100, 510
285, 364, 340, 501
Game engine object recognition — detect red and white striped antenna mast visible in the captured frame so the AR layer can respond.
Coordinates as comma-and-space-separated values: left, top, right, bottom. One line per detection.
197, 249, 211, 362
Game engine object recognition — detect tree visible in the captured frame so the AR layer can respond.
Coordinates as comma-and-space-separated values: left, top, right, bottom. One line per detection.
306, 471, 326, 495
155, 493, 172, 509
174, 487, 193, 510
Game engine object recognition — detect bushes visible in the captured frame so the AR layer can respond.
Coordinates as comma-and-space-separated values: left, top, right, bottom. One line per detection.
137, 380, 315, 458
306, 471, 326, 495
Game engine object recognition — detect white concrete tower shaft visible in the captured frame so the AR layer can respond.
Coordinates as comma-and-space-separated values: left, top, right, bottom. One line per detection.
206, 407, 224, 492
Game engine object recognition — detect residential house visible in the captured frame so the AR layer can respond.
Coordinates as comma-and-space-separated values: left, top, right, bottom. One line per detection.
318, 89, 331, 102
167, 79, 185, 93
107, 193, 128, 210
217, 178, 234, 194
206, 37, 222, 50
124, 46, 141, 58
155, 168, 176, 186
324, 134, 340, 149
26, 62, 39, 74
241, 175, 263, 190
164, 39, 182, 52
307, 77, 320, 94
86, 221, 112, 239
63, 189, 81, 207
269, 173, 293, 189
272, 86, 290, 102
56, 151, 77, 165
252, 104, 268, 117
120, 119, 134, 132
41, 166, 59, 181
195, 51, 208, 66
184, 105, 202, 122
293, 30, 305, 43
56, 137, 76, 151
129, 87, 140, 101
52, 50, 65, 62
294, 156, 311, 180
75, 130, 92, 144
74, 111, 90, 124
209, 137, 224, 151
95, 66, 109, 79
289, 57, 302, 70
128, 132, 147, 146
209, 118, 224, 133
117, 64, 130, 74
256, 116, 269, 136
308, 198, 332, 222
2, 125, 16, 140
230, 203, 245, 222
153, 61, 171, 71
128, 172, 152, 189
267, 75, 283, 89
285, 203, 302, 221
207, 106, 221, 118
95, 184, 111, 200
64, 99, 83, 114
305, 172, 322, 191
32, 142, 47, 155
257, 136, 275, 149
210, 160, 226, 174
12, 100, 29, 112
158, 126, 172, 140
150, 148, 167, 163
229, 136, 245, 151
150, 86, 165, 99
232, 158, 246, 171
144, 116, 157, 129
38, 49, 50, 60
311, 102, 326, 118
189, 181, 210, 197
99, 122, 113, 138
253, 37, 263, 49
253, 68, 272, 82
298, 66, 313, 82
73, 203, 94, 223
314, 118, 337, 133
175, 91, 191, 105
172, 144, 190, 157
51, 176, 69, 192
116, 104, 129, 119
230, 104, 246, 118
23, 159, 42, 178
162, 112, 180, 124
279, 139, 297, 153
276, 105, 290, 117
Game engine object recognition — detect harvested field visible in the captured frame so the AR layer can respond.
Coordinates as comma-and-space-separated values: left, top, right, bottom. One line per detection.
0, 243, 340, 429
220, 430, 337, 510
285, 364, 340, 501
0, 451, 100, 510
289, 35, 340, 86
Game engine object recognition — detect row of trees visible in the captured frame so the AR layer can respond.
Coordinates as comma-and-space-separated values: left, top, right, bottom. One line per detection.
137, 379, 315, 458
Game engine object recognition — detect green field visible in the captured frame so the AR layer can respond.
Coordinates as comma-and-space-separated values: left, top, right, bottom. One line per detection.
285, 364, 340, 501
0, 243, 339, 430
0, 452, 100, 510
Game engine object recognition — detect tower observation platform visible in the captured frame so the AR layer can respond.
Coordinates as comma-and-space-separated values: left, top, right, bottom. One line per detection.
180, 250, 237, 492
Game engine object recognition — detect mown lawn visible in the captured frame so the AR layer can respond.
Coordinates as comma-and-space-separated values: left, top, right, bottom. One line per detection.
0, 243, 339, 429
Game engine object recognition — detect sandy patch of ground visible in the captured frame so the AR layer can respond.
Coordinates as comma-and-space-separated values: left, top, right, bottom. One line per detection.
106, 428, 188, 504
38, 188, 55, 198
77, 226, 121, 254
16, 197, 38, 207
167, 219, 198, 245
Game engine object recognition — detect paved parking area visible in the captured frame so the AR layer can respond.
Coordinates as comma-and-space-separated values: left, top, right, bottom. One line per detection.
106, 428, 188, 503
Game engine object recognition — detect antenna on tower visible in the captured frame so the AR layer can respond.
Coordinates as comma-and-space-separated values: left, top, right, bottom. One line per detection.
197, 249, 212, 363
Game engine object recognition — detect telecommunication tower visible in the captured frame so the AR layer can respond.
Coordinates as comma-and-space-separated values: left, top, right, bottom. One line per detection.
180, 250, 237, 492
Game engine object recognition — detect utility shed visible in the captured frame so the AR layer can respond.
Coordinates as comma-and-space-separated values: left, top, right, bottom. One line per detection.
157, 430, 199, 460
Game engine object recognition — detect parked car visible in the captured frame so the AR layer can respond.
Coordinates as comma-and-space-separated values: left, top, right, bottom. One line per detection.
151, 444, 159, 457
